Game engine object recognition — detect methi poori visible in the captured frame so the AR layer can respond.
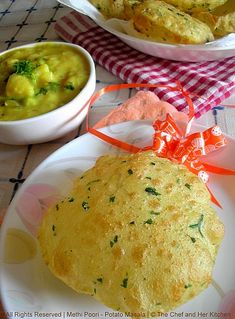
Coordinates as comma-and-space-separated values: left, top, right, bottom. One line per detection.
38, 150, 224, 314
131, 0, 214, 44
90, 0, 235, 43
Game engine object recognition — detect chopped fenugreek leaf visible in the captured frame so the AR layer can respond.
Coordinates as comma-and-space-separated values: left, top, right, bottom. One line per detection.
185, 183, 192, 190
184, 284, 192, 289
128, 169, 133, 175
109, 195, 115, 203
190, 237, 196, 243
176, 178, 180, 183
68, 197, 74, 202
52, 224, 56, 236
113, 235, 118, 242
93, 288, 96, 294
121, 277, 128, 288
145, 187, 161, 196
56, 204, 59, 211
129, 221, 135, 225
87, 179, 101, 185
189, 214, 204, 237
97, 277, 103, 283
150, 211, 160, 216
150, 162, 156, 165
82, 201, 90, 211
110, 235, 119, 247
145, 177, 152, 180
144, 218, 154, 225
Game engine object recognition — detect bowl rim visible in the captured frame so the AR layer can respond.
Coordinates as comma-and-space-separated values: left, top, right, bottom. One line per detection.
0, 41, 95, 125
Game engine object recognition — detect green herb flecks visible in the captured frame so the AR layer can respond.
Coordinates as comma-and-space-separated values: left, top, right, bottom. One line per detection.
129, 221, 135, 225
56, 204, 59, 211
64, 82, 75, 90
145, 187, 161, 196
145, 176, 152, 180
190, 237, 196, 243
97, 277, 103, 283
87, 179, 101, 185
128, 169, 133, 175
189, 214, 204, 237
82, 201, 90, 211
150, 162, 156, 165
68, 197, 74, 202
121, 277, 128, 288
110, 235, 118, 248
144, 218, 154, 225
13, 60, 36, 78
185, 183, 192, 190
184, 284, 192, 289
109, 195, 115, 203
37, 87, 47, 95
52, 224, 56, 236
150, 211, 160, 216
36, 82, 59, 96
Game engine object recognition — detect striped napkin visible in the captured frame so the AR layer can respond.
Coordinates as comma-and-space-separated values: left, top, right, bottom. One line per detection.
55, 11, 235, 118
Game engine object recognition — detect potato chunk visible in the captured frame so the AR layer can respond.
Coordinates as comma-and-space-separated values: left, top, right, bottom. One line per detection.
6, 73, 34, 98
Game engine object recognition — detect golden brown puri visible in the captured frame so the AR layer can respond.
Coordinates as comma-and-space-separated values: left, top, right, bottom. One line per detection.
132, 0, 214, 44
162, 0, 227, 13
38, 150, 224, 314
192, 0, 235, 37
123, 0, 143, 19
90, 0, 125, 19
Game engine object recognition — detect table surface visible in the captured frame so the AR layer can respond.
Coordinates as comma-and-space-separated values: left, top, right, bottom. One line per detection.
0, 0, 235, 308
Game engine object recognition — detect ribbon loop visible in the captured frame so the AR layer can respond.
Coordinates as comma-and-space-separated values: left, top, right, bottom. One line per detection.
86, 82, 235, 208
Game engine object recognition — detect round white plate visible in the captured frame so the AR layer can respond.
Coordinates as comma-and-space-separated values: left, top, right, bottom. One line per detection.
97, 19, 235, 62
0, 121, 235, 318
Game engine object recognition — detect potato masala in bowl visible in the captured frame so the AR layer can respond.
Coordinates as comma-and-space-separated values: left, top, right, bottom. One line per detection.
0, 42, 96, 144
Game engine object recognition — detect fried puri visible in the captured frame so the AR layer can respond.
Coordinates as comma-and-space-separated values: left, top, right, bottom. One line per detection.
158, 0, 227, 13
90, 0, 125, 19
192, 0, 235, 37
132, 0, 214, 44
38, 151, 224, 314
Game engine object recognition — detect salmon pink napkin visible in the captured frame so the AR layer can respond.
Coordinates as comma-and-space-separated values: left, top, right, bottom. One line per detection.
55, 11, 235, 118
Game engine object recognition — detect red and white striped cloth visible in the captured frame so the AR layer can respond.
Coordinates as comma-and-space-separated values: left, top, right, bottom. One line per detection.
55, 11, 235, 118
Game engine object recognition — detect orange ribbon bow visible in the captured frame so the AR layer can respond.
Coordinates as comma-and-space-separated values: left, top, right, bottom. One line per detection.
85, 82, 235, 208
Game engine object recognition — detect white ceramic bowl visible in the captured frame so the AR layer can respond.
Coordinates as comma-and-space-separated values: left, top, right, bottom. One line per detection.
0, 42, 96, 145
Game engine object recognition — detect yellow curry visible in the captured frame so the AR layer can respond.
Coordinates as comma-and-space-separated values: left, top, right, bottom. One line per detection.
0, 43, 90, 121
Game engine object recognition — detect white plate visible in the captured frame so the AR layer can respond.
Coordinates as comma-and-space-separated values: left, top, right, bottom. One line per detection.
0, 121, 235, 318
57, 0, 235, 62
95, 20, 235, 62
